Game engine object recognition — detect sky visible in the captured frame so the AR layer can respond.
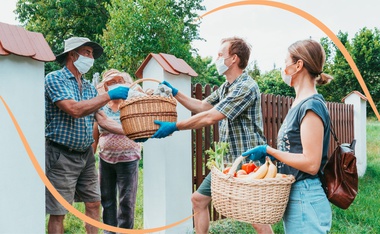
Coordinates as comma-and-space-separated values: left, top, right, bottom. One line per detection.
1, 0, 380, 72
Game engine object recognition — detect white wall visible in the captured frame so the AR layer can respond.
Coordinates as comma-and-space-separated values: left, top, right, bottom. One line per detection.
0, 55, 45, 233
344, 93, 367, 177
142, 59, 194, 233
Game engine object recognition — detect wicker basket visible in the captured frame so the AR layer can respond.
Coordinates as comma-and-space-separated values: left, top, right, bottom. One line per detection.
119, 78, 177, 140
211, 166, 295, 224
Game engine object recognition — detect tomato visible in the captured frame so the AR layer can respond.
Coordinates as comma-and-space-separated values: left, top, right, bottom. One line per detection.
223, 167, 237, 177
223, 167, 231, 174
242, 162, 257, 174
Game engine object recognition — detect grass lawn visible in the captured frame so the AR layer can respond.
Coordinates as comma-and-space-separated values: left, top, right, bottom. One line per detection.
47, 118, 380, 233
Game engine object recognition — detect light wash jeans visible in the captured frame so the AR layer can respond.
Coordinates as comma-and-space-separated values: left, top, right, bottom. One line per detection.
283, 177, 332, 233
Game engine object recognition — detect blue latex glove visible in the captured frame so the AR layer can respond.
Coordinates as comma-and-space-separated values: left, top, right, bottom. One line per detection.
242, 145, 269, 162
162, 80, 178, 96
151, 121, 178, 138
108, 86, 130, 100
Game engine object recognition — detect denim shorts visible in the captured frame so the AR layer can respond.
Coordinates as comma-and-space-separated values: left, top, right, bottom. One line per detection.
283, 177, 332, 233
45, 141, 100, 215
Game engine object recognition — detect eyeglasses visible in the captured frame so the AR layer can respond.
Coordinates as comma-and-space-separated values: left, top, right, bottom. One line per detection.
105, 78, 126, 86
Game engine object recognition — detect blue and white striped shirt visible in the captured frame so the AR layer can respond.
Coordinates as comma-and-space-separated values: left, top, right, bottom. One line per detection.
45, 66, 98, 151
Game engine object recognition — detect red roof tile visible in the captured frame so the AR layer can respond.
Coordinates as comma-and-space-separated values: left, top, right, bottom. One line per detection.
0, 41, 10, 55
0, 22, 55, 62
135, 53, 198, 78
342, 90, 368, 102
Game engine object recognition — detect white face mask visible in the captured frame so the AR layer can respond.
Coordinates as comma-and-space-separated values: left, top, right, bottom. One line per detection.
73, 52, 94, 74
107, 83, 127, 91
215, 57, 230, 75
281, 70, 292, 86
281, 63, 297, 86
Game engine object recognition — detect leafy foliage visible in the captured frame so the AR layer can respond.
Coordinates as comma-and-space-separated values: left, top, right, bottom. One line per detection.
15, 0, 111, 78
101, 0, 205, 77
206, 142, 229, 170
320, 28, 380, 116
252, 69, 295, 97
191, 56, 225, 86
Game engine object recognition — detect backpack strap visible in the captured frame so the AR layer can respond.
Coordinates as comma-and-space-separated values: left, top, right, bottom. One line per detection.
311, 96, 340, 145
330, 122, 340, 145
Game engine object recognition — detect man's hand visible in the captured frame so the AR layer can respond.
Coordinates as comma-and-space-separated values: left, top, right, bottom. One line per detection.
151, 121, 178, 138
108, 86, 129, 100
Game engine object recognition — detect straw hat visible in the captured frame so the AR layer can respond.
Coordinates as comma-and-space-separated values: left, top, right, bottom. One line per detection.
97, 69, 132, 94
55, 37, 103, 64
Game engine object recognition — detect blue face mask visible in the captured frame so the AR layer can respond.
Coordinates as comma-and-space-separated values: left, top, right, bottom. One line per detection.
73, 52, 94, 74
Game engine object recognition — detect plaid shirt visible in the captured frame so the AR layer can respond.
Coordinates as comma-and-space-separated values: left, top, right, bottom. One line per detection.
45, 66, 98, 151
205, 72, 266, 162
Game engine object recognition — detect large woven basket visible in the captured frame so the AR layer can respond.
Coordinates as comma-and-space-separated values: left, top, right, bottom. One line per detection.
211, 166, 295, 224
119, 78, 177, 140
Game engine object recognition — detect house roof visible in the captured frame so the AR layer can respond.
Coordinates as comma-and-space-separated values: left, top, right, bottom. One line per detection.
0, 22, 55, 62
135, 53, 198, 78
342, 90, 368, 102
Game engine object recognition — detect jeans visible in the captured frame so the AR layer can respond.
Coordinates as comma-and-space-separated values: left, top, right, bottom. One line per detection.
99, 158, 139, 233
283, 177, 332, 233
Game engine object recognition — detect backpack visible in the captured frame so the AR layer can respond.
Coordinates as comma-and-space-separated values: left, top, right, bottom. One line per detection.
319, 124, 359, 209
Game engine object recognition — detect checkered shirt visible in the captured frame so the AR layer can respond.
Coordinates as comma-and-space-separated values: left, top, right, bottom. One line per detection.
45, 66, 98, 151
205, 72, 266, 162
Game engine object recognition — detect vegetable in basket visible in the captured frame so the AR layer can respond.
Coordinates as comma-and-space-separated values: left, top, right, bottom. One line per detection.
227, 155, 274, 179
205, 142, 229, 170
242, 161, 257, 174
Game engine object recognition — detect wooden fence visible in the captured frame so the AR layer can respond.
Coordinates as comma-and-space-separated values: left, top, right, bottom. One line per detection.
191, 83, 354, 221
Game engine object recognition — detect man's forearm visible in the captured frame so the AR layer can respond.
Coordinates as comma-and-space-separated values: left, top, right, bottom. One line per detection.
96, 111, 125, 135
175, 92, 212, 113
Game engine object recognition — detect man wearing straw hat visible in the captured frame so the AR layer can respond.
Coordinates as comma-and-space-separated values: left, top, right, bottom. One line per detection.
45, 37, 129, 234
151, 37, 273, 234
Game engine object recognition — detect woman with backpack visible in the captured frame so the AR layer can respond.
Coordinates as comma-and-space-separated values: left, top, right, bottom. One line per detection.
242, 39, 333, 233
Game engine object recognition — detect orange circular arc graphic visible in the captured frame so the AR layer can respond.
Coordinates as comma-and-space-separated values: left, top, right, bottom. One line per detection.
2, 1, 378, 233
198, 0, 379, 121
0, 95, 194, 234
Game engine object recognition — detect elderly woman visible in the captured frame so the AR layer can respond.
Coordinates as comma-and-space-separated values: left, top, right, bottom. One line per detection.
93, 69, 141, 232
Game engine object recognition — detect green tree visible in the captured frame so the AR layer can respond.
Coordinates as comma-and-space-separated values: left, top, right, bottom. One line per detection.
15, 0, 111, 78
255, 69, 295, 97
247, 60, 261, 81
351, 28, 380, 114
318, 36, 346, 102
101, 0, 204, 78
191, 56, 225, 86
320, 28, 380, 116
